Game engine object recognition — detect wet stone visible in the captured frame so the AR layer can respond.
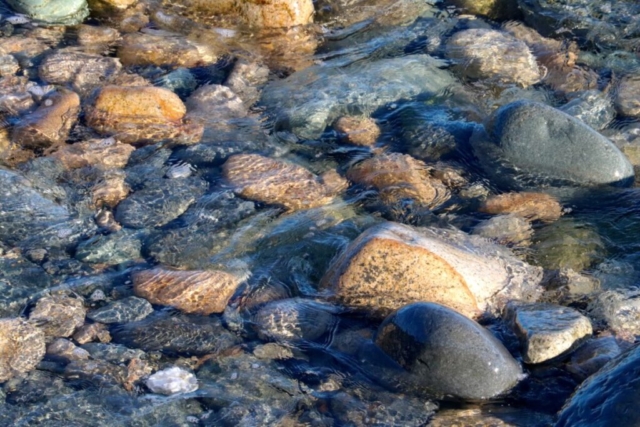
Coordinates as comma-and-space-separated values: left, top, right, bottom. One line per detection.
75, 228, 142, 265
5, 0, 89, 25
64, 359, 126, 386
46, 338, 90, 362
472, 214, 533, 247
480, 192, 562, 223
146, 366, 198, 395
334, 115, 381, 147
0, 317, 46, 382
28, 294, 86, 339
540, 268, 600, 306
615, 75, 640, 118
561, 90, 615, 131
506, 302, 592, 364
0, 253, 51, 317
156, 67, 197, 98
87, 296, 153, 324
444, 0, 519, 20
375, 302, 523, 400
224, 59, 270, 107
76, 24, 121, 53
81, 342, 144, 364
239, 0, 314, 28
51, 138, 135, 170
73, 322, 111, 344
588, 289, 640, 338
0, 54, 19, 77
567, 336, 622, 381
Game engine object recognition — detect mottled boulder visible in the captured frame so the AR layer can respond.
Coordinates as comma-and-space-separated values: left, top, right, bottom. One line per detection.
375, 302, 523, 400
471, 100, 634, 188
320, 221, 543, 319
51, 138, 134, 170
506, 303, 592, 364
132, 268, 241, 315
446, 29, 541, 87
118, 31, 217, 69
223, 154, 347, 212
480, 192, 562, 223
87, 296, 153, 324
29, 294, 86, 339
12, 91, 80, 150
5, 0, 89, 25
0, 318, 46, 382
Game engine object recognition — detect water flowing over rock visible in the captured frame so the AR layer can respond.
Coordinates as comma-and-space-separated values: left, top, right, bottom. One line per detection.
0, 318, 46, 382
615, 75, 640, 119
320, 221, 543, 319
51, 138, 134, 170
480, 192, 562, 223
5, 0, 89, 25
374, 302, 523, 400
87, 296, 153, 324
471, 100, 634, 188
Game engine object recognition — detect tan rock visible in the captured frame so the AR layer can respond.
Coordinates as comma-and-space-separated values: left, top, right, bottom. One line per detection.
480, 192, 562, 223
473, 214, 533, 247
92, 169, 130, 209
445, 0, 519, 20
132, 268, 241, 315
615, 75, 640, 118
72, 322, 112, 344
0, 55, 19, 77
446, 29, 542, 88
77, 25, 121, 50
223, 154, 347, 211
118, 6, 150, 33
46, 338, 90, 362
346, 153, 450, 209
0, 36, 49, 62
51, 137, 134, 170
118, 32, 218, 69
0, 318, 46, 382
124, 357, 153, 391
29, 294, 86, 339
334, 116, 380, 147
89, 0, 137, 10
12, 91, 80, 150
240, 0, 314, 29
320, 221, 543, 318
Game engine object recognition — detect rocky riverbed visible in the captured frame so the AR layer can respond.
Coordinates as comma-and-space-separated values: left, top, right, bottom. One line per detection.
0, 0, 640, 425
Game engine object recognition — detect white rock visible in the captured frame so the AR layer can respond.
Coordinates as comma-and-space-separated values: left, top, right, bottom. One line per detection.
146, 367, 198, 395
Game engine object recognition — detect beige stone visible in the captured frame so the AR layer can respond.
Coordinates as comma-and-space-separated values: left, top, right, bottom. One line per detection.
615, 75, 640, 118
473, 214, 533, 247
132, 267, 241, 315
334, 116, 380, 147
240, 0, 314, 29
446, 29, 541, 88
0, 318, 46, 382
118, 32, 218, 69
29, 294, 87, 339
480, 192, 562, 223
39, 50, 122, 95
12, 91, 80, 150
92, 169, 130, 209
51, 138, 134, 170
320, 221, 543, 318
223, 154, 347, 211
346, 153, 450, 209
77, 25, 121, 49
72, 322, 112, 344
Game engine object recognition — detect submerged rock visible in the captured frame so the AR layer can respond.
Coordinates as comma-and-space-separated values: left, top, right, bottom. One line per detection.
320, 221, 543, 319
480, 192, 562, 223
146, 366, 198, 395
6, 0, 89, 25
239, 0, 314, 29
444, 0, 519, 20
472, 214, 533, 247
567, 336, 622, 381
334, 115, 381, 147
615, 75, 640, 118
471, 100, 634, 188
588, 289, 640, 338
51, 138, 134, 170
29, 294, 86, 339
0, 318, 46, 382
375, 302, 523, 400
561, 90, 615, 131
87, 296, 153, 324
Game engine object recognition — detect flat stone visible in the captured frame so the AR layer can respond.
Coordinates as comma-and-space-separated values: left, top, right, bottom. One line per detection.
29, 294, 86, 338
375, 302, 523, 400
480, 192, 562, 222
0, 317, 46, 382
51, 138, 134, 170
320, 221, 543, 319
132, 267, 241, 315
87, 296, 153, 324
146, 366, 198, 395
506, 302, 592, 364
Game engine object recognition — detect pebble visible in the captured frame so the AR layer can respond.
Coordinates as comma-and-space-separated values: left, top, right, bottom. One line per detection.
146, 366, 198, 395
87, 296, 153, 324
480, 192, 562, 223
28, 294, 86, 338
506, 302, 592, 364
0, 317, 46, 382
132, 267, 241, 315
320, 221, 543, 319
374, 302, 523, 400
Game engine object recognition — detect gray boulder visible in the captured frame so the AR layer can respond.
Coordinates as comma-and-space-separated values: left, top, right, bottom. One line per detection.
471, 100, 634, 188
374, 302, 523, 400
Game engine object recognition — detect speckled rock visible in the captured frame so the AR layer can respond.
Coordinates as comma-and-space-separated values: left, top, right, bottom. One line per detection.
320, 221, 543, 319
12, 91, 80, 150
92, 169, 130, 209
223, 154, 347, 212
81, 342, 144, 364
87, 296, 153, 324
51, 138, 134, 170
0, 318, 46, 382
0, 55, 20, 77
556, 344, 640, 427
567, 336, 622, 381
239, 0, 314, 29
446, 29, 541, 87
75, 229, 142, 265
375, 302, 523, 400
29, 294, 86, 338
506, 302, 592, 364
132, 268, 241, 315
46, 338, 90, 362
615, 75, 640, 118
0, 253, 52, 318
334, 116, 381, 147
6, 0, 89, 25
146, 366, 198, 395
480, 192, 562, 223
77, 25, 121, 53
588, 289, 640, 339
118, 31, 217, 69
72, 322, 111, 344
472, 214, 533, 247
346, 153, 450, 210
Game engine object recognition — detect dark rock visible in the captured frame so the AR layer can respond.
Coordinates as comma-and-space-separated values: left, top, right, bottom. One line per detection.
0, 253, 51, 317
567, 336, 622, 381
75, 229, 143, 265
87, 296, 153, 324
471, 100, 634, 188
374, 302, 523, 400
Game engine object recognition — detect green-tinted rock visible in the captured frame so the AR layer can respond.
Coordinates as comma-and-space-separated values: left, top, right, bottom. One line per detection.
6, 0, 89, 25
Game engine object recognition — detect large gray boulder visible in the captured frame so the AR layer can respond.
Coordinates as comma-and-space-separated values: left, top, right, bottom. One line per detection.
471, 100, 634, 189
374, 302, 523, 400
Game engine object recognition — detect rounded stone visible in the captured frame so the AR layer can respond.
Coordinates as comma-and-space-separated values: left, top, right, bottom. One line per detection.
6, 0, 89, 25
374, 302, 523, 400
146, 366, 198, 395
28, 294, 86, 338
0, 318, 46, 382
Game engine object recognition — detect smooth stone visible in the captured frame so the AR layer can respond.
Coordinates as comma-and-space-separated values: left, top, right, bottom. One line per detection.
560, 90, 615, 131
556, 344, 640, 427
375, 302, 523, 400
472, 214, 533, 247
118, 31, 217, 69
506, 302, 592, 364
480, 192, 562, 223
567, 336, 622, 381
471, 100, 634, 188
87, 296, 153, 324
0, 317, 46, 382
146, 366, 198, 395
6, 0, 89, 25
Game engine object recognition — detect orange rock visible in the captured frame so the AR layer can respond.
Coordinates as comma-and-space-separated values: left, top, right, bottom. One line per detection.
240, 0, 314, 29
132, 268, 241, 315
334, 116, 380, 147
12, 91, 80, 150
320, 221, 543, 318
480, 192, 562, 223
223, 154, 347, 211
51, 138, 135, 170
0, 318, 46, 382
346, 153, 450, 209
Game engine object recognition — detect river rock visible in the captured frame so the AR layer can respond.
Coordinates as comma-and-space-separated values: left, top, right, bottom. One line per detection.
445, 29, 541, 88
561, 90, 615, 131
472, 214, 533, 247
541, 268, 600, 306
588, 289, 640, 339
5, 0, 89, 25
75, 229, 142, 265
46, 338, 90, 362
480, 192, 562, 223
184, 84, 248, 125
132, 268, 241, 315
615, 75, 640, 118
224, 59, 270, 107
77, 25, 121, 53
0, 318, 46, 382
223, 154, 347, 212
87, 296, 153, 324
146, 366, 198, 395
506, 302, 592, 364
81, 342, 144, 364
51, 138, 134, 170
239, 0, 314, 29
261, 54, 455, 140
375, 302, 523, 400
12, 91, 80, 150
471, 100, 634, 188
567, 336, 622, 381
29, 294, 86, 339
0, 253, 51, 317
444, 0, 519, 20
320, 221, 543, 319
0, 55, 19, 77
334, 115, 381, 147
556, 344, 640, 427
